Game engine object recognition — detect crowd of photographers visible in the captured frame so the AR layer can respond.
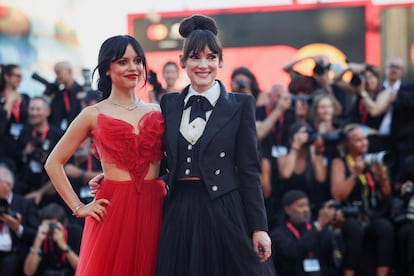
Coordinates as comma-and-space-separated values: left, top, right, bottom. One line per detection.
0, 62, 99, 275
1, 54, 414, 275
233, 54, 414, 276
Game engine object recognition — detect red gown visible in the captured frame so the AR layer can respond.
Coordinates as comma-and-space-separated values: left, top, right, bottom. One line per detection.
75, 110, 166, 276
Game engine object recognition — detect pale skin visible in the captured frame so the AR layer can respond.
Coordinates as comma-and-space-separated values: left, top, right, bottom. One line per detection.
90, 45, 272, 263
45, 44, 160, 222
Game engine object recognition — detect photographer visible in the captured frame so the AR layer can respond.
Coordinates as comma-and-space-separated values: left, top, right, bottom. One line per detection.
271, 189, 341, 276
335, 63, 393, 152
37, 61, 83, 131
0, 163, 40, 276
270, 122, 327, 227
0, 64, 30, 170
283, 55, 347, 123
230, 66, 268, 106
330, 124, 394, 276
24, 203, 82, 276
16, 96, 63, 205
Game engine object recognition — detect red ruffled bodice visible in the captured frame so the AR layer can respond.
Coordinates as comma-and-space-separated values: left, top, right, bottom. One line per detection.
91, 110, 165, 192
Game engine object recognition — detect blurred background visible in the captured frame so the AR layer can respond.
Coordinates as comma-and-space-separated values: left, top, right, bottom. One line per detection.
1, 0, 413, 100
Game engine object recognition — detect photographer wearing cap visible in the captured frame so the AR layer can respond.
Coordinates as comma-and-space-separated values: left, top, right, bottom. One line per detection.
271, 189, 341, 276
24, 203, 82, 276
330, 124, 394, 276
0, 163, 40, 276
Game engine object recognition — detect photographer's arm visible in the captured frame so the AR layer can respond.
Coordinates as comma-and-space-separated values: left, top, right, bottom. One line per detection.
25, 181, 56, 205
256, 97, 291, 140
331, 158, 361, 201
310, 139, 327, 183
277, 133, 305, 179
283, 55, 326, 74
371, 164, 391, 198
361, 89, 393, 117
333, 63, 365, 95
24, 223, 48, 276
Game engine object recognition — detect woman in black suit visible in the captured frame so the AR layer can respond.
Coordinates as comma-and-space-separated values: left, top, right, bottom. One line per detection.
155, 14, 275, 276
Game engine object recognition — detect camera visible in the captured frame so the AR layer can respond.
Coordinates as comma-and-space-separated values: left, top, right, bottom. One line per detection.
29, 137, 50, 164
350, 73, 365, 87
48, 222, 57, 236
329, 200, 360, 218
0, 198, 17, 217
305, 126, 343, 146
32, 73, 61, 96
236, 79, 247, 91
363, 151, 393, 166
313, 62, 331, 76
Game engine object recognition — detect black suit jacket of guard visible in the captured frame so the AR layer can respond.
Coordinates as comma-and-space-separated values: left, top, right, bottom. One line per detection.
160, 80, 268, 232
9, 193, 40, 255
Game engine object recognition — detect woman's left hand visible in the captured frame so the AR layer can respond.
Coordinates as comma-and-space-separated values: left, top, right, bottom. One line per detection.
252, 230, 272, 263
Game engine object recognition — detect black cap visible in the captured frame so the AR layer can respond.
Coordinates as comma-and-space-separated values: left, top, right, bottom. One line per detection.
282, 189, 307, 207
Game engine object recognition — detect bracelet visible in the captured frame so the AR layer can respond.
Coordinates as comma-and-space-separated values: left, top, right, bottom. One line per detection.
30, 247, 42, 256
290, 147, 300, 152
72, 203, 85, 217
63, 245, 72, 253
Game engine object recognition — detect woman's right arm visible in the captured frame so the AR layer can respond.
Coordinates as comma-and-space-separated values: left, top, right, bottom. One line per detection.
44, 107, 108, 221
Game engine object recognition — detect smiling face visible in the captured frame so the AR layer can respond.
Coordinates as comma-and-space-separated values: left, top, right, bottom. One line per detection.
180, 46, 223, 93
107, 44, 144, 91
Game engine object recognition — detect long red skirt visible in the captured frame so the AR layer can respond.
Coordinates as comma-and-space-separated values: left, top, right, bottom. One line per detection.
75, 178, 166, 276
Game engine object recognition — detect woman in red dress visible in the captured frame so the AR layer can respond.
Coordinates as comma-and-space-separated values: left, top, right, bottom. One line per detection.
45, 35, 166, 275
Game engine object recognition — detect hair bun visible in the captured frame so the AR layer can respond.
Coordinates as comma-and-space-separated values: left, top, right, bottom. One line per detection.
179, 14, 218, 38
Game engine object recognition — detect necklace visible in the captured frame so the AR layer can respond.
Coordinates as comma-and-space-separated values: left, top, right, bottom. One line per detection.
108, 98, 140, 111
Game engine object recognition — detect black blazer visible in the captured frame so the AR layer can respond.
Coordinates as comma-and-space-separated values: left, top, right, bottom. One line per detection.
160, 80, 268, 232
9, 193, 40, 258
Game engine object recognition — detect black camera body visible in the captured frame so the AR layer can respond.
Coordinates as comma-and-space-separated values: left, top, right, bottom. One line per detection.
304, 126, 343, 146
236, 79, 247, 91
48, 222, 57, 236
350, 73, 365, 87
329, 200, 360, 218
0, 198, 17, 218
29, 137, 50, 164
31, 73, 61, 96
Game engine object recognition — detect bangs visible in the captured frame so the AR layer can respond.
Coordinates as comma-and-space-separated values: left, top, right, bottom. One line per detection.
183, 30, 222, 59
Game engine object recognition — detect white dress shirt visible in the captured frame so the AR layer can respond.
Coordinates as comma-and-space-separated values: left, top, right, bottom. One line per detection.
179, 81, 220, 144
378, 80, 401, 135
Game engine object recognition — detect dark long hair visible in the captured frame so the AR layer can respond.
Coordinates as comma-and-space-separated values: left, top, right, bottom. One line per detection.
230, 66, 261, 99
0, 64, 20, 93
179, 15, 223, 62
92, 35, 148, 100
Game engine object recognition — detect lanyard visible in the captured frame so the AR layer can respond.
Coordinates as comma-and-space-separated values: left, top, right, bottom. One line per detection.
63, 90, 71, 113
265, 105, 284, 145
32, 123, 49, 140
4, 93, 21, 122
359, 99, 368, 124
286, 221, 313, 258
